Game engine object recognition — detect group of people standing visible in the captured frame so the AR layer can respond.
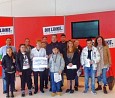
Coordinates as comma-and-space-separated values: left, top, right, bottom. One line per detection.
0, 34, 111, 97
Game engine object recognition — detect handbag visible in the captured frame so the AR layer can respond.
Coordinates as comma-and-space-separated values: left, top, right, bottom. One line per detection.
107, 68, 115, 90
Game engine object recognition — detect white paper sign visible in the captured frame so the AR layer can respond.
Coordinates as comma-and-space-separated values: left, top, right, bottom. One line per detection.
54, 73, 62, 83
33, 57, 48, 68
0, 26, 13, 36
67, 65, 77, 69
43, 25, 64, 35
105, 38, 115, 48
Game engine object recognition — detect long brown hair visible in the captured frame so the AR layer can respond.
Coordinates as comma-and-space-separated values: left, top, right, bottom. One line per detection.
94, 36, 106, 47
67, 40, 75, 53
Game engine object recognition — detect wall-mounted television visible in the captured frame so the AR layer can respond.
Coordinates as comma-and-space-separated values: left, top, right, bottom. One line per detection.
71, 20, 99, 39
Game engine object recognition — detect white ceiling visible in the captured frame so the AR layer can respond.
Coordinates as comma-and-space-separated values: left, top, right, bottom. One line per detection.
0, 0, 115, 17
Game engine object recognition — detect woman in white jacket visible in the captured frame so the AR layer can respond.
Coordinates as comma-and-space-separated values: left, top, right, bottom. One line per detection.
81, 38, 100, 94
31, 40, 47, 94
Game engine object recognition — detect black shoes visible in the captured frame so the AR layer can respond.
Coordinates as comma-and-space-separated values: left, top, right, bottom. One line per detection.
95, 85, 102, 91
66, 89, 70, 93
66, 89, 74, 93
45, 86, 48, 89
11, 94, 14, 97
49, 88, 52, 92
103, 86, 108, 94
29, 91, 33, 96
74, 86, 78, 91
3, 91, 7, 94
6, 93, 14, 98
21, 93, 25, 97
40, 90, 45, 93
11, 92, 14, 97
21, 92, 32, 97
70, 90, 74, 93
34, 91, 38, 94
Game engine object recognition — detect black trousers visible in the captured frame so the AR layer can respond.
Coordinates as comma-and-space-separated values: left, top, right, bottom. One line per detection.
30, 70, 33, 88
5, 73, 15, 94
33, 71, 45, 91
44, 68, 49, 87
20, 69, 31, 91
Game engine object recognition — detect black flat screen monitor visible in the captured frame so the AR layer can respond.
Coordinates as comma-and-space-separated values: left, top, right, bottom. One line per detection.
71, 20, 99, 39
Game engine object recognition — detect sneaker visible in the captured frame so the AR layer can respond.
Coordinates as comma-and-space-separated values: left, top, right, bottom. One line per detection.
29, 91, 33, 96
83, 90, 88, 94
51, 93, 56, 97
91, 91, 97, 95
65, 89, 70, 93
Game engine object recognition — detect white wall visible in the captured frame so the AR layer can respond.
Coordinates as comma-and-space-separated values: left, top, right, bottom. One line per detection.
0, 0, 115, 17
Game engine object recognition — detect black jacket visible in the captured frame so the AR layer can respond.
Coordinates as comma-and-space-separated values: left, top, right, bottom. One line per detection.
2, 54, 16, 73
16, 52, 32, 72
46, 41, 60, 55
59, 41, 67, 54
63, 49, 80, 71
75, 45, 82, 55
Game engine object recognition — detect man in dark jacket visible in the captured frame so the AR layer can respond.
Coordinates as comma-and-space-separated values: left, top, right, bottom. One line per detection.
59, 34, 67, 54
46, 34, 60, 56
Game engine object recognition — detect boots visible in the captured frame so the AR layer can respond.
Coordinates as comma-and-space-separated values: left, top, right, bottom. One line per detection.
103, 86, 108, 94
11, 92, 14, 97
95, 82, 102, 91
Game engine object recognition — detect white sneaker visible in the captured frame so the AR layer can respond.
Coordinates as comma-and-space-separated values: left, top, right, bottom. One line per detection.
91, 91, 97, 95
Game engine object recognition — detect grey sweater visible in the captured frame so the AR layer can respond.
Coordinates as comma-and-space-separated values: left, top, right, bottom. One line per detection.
49, 53, 65, 73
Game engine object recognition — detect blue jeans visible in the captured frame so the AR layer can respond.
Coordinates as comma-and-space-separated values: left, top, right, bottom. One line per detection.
50, 72, 61, 93
2, 68, 7, 92
97, 68, 107, 86
84, 67, 96, 92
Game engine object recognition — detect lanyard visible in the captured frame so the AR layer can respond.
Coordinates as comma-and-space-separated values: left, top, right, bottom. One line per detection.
52, 54, 57, 63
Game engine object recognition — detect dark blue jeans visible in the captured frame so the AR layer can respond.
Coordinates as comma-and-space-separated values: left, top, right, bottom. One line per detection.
50, 72, 61, 93
5, 73, 15, 94
75, 75, 79, 87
